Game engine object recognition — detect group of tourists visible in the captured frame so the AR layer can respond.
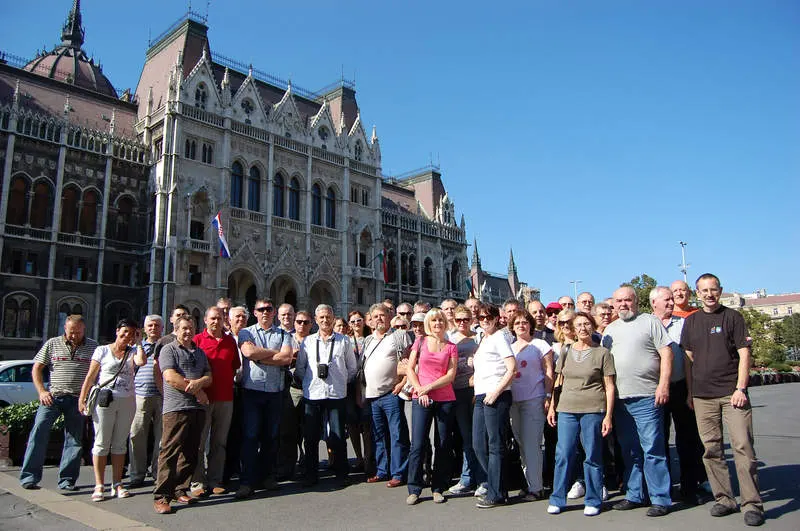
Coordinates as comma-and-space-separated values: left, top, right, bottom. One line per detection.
18, 272, 764, 526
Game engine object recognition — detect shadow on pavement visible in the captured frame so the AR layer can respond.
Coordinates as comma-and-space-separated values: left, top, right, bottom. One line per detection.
759, 464, 800, 520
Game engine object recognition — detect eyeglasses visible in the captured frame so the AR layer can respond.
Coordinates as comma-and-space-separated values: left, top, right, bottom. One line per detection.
398, 311, 412, 316
478, 315, 492, 321
256, 306, 274, 313
558, 321, 572, 326
349, 319, 363, 324
455, 317, 470, 323
395, 324, 408, 330
295, 319, 311, 325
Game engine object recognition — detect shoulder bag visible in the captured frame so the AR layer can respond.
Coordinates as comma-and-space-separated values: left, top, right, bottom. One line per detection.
85, 347, 131, 414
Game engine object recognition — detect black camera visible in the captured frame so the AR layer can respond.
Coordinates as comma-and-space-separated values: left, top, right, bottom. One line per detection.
317, 363, 329, 379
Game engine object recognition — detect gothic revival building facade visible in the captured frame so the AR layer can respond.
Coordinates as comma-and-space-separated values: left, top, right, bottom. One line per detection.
468, 241, 539, 306
0, 4, 467, 357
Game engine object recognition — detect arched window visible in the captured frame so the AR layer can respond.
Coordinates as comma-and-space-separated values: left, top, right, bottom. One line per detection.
202, 143, 213, 164
60, 186, 80, 233
248, 167, 261, 212
184, 139, 196, 159
192, 308, 202, 330
57, 301, 84, 332
273, 174, 284, 217
387, 250, 397, 283
30, 181, 53, 229
2, 294, 36, 338
103, 302, 131, 341
325, 187, 336, 228
354, 141, 363, 161
400, 253, 408, 285
195, 83, 207, 109
230, 162, 243, 208
6, 177, 28, 226
423, 257, 434, 289
408, 255, 417, 286
288, 178, 300, 221
451, 260, 461, 292
79, 190, 98, 235
311, 184, 322, 225
115, 197, 134, 241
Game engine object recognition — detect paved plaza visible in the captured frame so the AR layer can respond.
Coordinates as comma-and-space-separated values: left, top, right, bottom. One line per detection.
1, 384, 798, 531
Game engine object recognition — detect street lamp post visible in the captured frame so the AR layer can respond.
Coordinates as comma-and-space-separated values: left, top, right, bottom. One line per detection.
679, 241, 690, 283
570, 280, 582, 302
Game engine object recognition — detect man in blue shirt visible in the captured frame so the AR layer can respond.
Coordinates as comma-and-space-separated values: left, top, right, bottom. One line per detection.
235, 298, 293, 499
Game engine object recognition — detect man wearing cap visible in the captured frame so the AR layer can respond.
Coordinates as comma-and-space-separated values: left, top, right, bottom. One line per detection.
410, 313, 426, 341
545, 302, 563, 331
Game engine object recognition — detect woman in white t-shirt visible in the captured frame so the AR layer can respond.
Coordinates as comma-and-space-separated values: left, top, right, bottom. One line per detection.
471, 303, 516, 508
509, 310, 554, 501
79, 319, 146, 502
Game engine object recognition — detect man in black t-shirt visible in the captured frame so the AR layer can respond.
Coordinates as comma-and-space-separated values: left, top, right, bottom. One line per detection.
680, 273, 763, 527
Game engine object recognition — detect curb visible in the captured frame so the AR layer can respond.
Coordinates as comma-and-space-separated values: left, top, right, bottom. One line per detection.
0, 471, 158, 530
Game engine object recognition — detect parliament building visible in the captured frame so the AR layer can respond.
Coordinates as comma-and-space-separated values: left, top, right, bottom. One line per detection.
0, 3, 469, 356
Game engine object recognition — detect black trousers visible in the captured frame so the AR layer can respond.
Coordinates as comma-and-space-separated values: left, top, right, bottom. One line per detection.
663, 379, 707, 496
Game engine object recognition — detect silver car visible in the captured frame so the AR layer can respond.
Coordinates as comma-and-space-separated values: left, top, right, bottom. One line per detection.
0, 360, 49, 407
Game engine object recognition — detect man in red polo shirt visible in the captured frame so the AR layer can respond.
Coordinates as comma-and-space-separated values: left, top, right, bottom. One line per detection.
191, 306, 240, 496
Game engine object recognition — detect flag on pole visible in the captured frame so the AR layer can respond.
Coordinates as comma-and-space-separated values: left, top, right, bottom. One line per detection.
211, 211, 231, 258
465, 277, 474, 297
378, 249, 388, 282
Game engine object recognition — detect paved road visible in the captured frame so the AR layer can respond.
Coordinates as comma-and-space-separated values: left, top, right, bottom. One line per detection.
2, 384, 798, 530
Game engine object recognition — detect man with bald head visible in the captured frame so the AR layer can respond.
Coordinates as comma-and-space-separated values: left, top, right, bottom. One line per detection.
577, 292, 595, 314
602, 286, 673, 517
670, 280, 697, 318
527, 300, 555, 345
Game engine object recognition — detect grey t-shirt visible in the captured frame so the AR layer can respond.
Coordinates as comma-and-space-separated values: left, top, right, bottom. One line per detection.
362, 330, 411, 399
602, 313, 671, 399
159, 340, 210, 414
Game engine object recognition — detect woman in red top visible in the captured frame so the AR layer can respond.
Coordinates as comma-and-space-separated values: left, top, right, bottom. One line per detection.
405, 308, 457, 505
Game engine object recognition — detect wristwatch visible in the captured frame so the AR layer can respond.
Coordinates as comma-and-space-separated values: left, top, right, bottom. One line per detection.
736, 387, 748, 394
545, 392, 552, 398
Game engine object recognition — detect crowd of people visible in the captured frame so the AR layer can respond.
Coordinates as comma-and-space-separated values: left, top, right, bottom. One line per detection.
18, 273, 764, 526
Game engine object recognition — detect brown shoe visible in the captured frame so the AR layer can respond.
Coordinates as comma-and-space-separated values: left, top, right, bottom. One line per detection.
386, 478, 404, 488
212, 487, 227, 495
366, 475, 388, 483
190, 487, 207, 498
176, 494, 198, 504
153, 499, 172, 514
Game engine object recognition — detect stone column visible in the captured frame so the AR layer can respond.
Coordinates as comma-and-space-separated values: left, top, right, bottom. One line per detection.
339, 162, 351, 315
43, 141, 68, 337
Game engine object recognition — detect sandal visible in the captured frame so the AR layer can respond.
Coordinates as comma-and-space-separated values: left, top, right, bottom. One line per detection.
91, 485, 104, 502
112, 482, 131, 499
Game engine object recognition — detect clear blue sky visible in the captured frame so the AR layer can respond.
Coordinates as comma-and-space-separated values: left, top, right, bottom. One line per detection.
3, 1, 798, 302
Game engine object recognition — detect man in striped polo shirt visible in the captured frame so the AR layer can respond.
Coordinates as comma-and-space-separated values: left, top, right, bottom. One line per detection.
128, 314, 164, 487
20, 315, 97, 490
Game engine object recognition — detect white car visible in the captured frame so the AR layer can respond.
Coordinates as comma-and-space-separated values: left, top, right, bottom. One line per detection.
0, 360, 49, 407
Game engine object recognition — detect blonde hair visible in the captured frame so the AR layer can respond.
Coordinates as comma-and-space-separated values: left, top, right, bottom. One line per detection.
554, 309, 576, 344
424, 308, 447, 336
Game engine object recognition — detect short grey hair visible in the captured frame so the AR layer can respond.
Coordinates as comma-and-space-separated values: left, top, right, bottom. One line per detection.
315, 304, 334, 316
144, 314, 163, 325
229, 306, 249, 319
649, 286, 672, 306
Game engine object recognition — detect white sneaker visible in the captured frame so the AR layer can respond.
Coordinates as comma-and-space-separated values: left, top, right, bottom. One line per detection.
584, 506, 600, 516
602, 486, 609, 501
567, 481, 585, 499
474, 484, 488, 497
447, 482, 473, 495
547, 504, 562, 514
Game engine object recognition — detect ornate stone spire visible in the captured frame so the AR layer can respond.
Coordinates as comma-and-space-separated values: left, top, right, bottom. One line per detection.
371, 125, 378, 144
472, 237, 481, 269
508, 247, 520, 298
61, 0, 85, 49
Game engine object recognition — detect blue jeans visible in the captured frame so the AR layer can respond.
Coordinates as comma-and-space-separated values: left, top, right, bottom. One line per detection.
616, 396, 672, 506
408, 399, 455, 495
454, 387, 483, 487
240, 389, 283, 487
370, 392, 409, 480
20, 395, 84, 488
473, 391, 512, 503
304, 398, 348, 480
549, 412, 604, 508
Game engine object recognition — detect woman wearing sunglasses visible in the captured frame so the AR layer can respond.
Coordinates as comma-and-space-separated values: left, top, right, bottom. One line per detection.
471, 304, 516, 508
345, 311, 373, 475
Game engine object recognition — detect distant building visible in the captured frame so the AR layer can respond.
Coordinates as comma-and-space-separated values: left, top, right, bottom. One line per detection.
468, 241, 539, 306
721, 290, 800, 321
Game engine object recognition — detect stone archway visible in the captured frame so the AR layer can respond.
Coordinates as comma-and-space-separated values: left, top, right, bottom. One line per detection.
269, 274, 298, 310
309, 280, 336, 312
228, 268, 258, 310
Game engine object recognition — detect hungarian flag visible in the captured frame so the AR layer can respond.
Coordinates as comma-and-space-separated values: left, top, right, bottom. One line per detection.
465, 277, 474, 297
377, 249, 388, 282
211, 211, 231, 258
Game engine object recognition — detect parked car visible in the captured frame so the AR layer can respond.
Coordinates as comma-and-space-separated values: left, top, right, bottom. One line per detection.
0, 360, 48, 407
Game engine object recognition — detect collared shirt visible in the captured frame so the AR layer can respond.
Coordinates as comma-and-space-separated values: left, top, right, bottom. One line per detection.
195, 329, 240, 402
159, 340, 210, 413
533, 327, 556, 345
34, 335, 98, 396
295, 332, 356, 400
134, 339, 160, 397
663, 316, 687, 383
237, 324, 292, 393
362, 330, 412, 399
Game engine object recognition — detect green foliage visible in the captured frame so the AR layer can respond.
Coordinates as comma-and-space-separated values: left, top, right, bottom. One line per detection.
621, 274, 658, 314
0, 401, 63, 435
775, 314, 800, 350
788, 361, 800, 367
741, 308, 785, 366
766, 362, 793, 372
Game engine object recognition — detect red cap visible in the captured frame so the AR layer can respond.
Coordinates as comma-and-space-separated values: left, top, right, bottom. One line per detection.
545, 302, 563, 313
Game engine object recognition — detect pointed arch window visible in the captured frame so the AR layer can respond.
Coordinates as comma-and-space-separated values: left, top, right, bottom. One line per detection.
2, 294, 36, 338
115, 197, 134, 241
6, 177, 28, 226
325, 187, 336, 228
387, 250, 397, 283
408, 255, 418, 286
288, 178, 301, 221
311, 184, 322, 226
195, 83, 207, 109
423, 257, 434, 290
451, 260, 461, 292
80, 190, 98, 235
30, 181, 53, 229
248, 166, 261, 212
60, 186, 80, 233
230, 162, 243, 208
184, 138, 196, 159
273, 174, 285, 217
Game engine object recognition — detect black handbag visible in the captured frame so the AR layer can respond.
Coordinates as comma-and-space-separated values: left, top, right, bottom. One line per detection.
85, 347, 130, 413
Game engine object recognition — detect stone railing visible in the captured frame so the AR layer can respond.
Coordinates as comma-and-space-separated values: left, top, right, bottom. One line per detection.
187, 238, 210, 252
231, 120, 270, 142
272, 216, 305, 232
311, 225, 338, 239
57, 232, 100, 247
5, 225, 51, 241
350, 160, 377, 176
273, 135, 308, 154
312, 147, 345, 166
180, 102, 224, 127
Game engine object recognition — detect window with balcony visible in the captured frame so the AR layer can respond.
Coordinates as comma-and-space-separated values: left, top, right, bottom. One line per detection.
30, 181, 53, 229
248, 167, 261, 212
325, 187, 336, 228
231, 162, 244, 208
60, 186, 79, 233
273, 174, 285, 217
79, 190, 98, 235
288, 178, 300, 221
6, 177, 28, 226
311, 184, 322, 225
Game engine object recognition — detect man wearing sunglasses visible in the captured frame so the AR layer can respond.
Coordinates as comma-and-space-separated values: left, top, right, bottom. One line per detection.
235, 298, 293, 499
276, 303, 298, 480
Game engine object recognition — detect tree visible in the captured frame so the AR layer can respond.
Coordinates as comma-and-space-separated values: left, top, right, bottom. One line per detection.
774, 313, 800, 361
621, 274, 657, 314
741, 308, 785, 367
